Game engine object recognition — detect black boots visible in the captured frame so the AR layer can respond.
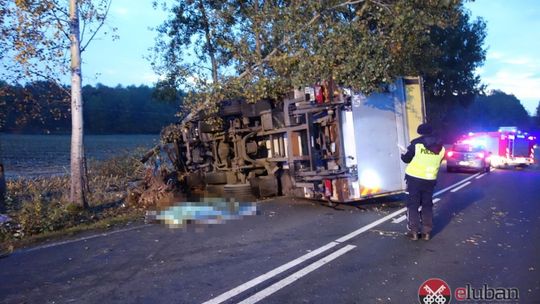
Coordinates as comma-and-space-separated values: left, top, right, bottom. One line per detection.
406, 232, 431, 241
406, 232, 419, 241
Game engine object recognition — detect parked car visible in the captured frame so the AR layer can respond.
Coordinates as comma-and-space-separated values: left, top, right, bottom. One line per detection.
446, 143, 491, 173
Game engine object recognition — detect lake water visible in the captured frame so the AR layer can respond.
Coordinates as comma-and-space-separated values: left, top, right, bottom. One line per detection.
0, 134, 159, 179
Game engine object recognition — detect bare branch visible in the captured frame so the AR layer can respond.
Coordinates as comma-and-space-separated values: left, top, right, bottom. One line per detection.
81, 0, 113, 53
51, 5, 69, 18
80, 12, 87, 43
24, 69, 71, 96
50, 7, 71, 40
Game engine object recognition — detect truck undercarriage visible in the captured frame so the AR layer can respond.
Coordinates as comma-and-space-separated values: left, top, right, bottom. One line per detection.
132, 77, 425, 206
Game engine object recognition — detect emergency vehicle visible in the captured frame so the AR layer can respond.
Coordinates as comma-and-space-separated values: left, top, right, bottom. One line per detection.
452, 127, 537, 168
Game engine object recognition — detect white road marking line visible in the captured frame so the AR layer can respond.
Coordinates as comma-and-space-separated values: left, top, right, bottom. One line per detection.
238, 245, 357, 304
22, 224, 151, 253
450, 181, 472, 193
433, 172, 481, 196
202, 242, 339, 304
476, 173, 486, 179
335, 207, 407, 243
391, 215, 407, 224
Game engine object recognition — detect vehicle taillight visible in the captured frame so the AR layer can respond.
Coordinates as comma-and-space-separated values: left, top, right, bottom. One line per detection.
447, 151, 454, 158
477, 152, 485, 159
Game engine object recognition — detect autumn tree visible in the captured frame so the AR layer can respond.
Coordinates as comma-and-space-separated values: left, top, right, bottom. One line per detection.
0, 0, 115, 207
152, 0, 482, 118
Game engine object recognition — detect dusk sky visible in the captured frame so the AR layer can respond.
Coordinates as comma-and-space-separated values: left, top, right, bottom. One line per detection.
82, 0, 540, 115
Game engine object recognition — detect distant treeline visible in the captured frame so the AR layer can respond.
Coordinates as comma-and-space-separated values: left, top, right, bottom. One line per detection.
0, 81, 182, 134
1, 81, 538, 140
429, 90, 540, 143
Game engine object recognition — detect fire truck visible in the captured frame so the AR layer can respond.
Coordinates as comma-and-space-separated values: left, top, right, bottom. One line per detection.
456, 127, 537, 168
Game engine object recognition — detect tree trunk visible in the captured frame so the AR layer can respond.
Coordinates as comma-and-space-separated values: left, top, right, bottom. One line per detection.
69, 0, 87, 208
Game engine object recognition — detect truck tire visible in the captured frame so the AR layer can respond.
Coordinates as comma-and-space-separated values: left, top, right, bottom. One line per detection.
223, 183, 254, 197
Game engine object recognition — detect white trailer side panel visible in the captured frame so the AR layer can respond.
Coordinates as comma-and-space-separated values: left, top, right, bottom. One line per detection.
345, 79, 410, 197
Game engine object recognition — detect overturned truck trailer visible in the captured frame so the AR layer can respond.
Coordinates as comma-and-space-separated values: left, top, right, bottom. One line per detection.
162, 77, 425, 203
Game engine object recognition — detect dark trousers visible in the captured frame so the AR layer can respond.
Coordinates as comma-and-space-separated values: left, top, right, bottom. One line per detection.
406, 175, 436, 234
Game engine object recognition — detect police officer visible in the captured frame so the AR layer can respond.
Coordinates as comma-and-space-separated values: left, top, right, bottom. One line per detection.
401, 123, 445, 241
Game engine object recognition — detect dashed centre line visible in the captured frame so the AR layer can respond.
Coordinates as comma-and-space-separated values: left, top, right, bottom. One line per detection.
450, 181, 472, 192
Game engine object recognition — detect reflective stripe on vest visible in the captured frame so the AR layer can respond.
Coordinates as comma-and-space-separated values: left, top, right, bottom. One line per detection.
405, 144, 445, 180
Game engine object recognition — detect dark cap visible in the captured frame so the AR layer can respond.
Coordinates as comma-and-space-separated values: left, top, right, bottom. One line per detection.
417, 123, 433, 135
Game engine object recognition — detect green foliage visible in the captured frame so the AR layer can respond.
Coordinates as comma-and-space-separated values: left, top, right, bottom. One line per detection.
427, 12, 486, 98
424, 6, 487, 125
6, 177, 71, 236
152, 0, 481, 117
17, 198, 68, 235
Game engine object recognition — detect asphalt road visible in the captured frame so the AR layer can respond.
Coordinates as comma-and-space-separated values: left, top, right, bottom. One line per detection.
1, 166, 539, 304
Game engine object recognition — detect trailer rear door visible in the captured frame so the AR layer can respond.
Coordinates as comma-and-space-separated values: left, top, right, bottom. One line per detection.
342, 77, 423, 198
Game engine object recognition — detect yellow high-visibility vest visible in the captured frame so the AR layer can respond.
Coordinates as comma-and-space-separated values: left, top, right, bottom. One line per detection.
405, 144, 445, 180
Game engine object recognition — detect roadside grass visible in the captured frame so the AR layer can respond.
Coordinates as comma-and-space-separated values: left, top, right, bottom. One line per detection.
1, 149, 148, 250
11, 211, 144, 249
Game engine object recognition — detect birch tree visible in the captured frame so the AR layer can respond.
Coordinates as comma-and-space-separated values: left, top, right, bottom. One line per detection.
69, 0, 86, 206
0, 0, 115, 207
